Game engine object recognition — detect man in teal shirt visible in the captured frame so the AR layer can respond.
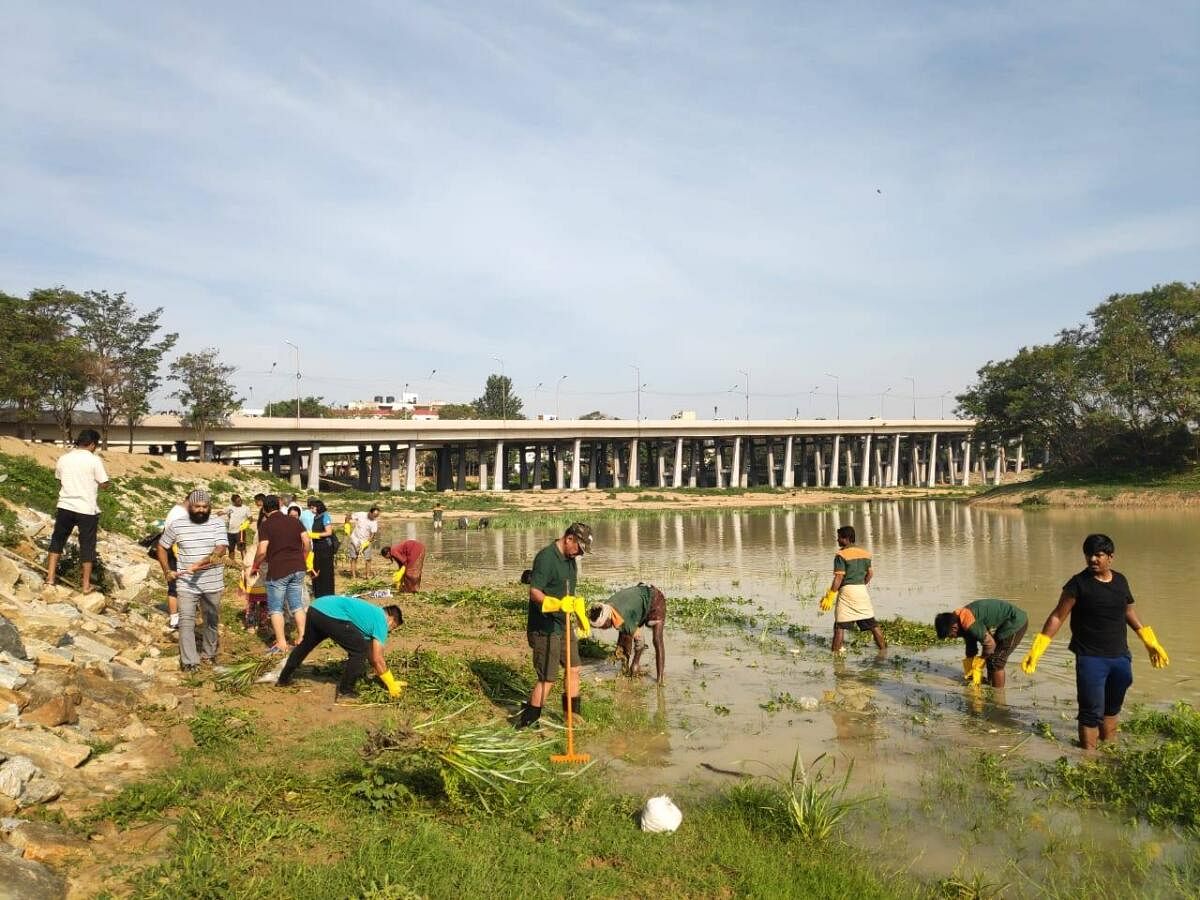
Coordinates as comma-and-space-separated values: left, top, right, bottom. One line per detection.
588, 584, 667, 682
935, 599, 1029, 689
277, 595, 406, 702
518, 523, 592, 728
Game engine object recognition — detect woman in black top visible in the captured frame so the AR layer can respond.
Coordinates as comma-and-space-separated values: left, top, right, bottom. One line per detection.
308, 499, 336, 599
1021, 534, 1169, 749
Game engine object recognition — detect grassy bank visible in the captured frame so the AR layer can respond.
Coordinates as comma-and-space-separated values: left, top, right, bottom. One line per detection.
973, 463, 1200, 506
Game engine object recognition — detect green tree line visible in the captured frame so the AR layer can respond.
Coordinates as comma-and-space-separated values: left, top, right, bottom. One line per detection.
957, 282, 1200, 471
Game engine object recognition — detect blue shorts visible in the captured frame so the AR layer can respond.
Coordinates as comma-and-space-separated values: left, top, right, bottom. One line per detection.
266, 571, 306, 616
1075, 653, 1133, 727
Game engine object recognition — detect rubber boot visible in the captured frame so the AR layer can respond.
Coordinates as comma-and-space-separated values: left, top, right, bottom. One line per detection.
516, 704, 542, 729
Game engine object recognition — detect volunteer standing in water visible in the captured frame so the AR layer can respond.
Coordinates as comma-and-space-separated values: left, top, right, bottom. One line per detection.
820, 525, 886, 652
1021, 533, 1169, 750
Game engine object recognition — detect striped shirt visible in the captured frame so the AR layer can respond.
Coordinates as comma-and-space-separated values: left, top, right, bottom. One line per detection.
160, 518, 228, 593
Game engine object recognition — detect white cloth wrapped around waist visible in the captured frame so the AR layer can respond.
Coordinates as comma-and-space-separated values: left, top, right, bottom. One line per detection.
834, 583, 874, 623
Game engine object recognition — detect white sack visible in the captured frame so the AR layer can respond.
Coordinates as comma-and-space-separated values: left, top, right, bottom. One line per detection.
640, 795, 683, 833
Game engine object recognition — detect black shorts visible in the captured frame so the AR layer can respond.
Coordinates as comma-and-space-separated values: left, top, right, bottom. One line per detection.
528, 632, 580, 682
48, 508, 100, 562
227, 532, 243, 551
835, 617, 878, 632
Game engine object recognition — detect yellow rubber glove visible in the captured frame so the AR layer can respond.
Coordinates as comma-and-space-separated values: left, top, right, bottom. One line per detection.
1137, 626, 1170, 669
967, 656, 985, 686
342, 522, 352, 535
239, 519, 252, 532
1020, 633, 1052, 675
391, 565, 406, 587
307, 531, 324, 540
573, 610, 591, 639
961, 658, 974, 680
819, 590, 837, 613
305, 550, 315, 573
379, 670, 407, 698
541, 596, 563, 613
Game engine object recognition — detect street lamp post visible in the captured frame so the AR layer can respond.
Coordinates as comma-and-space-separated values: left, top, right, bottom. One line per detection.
490, 357, 506, 422
824, 373, 840, 420
737, 369, 750, 420
284, 340, 300, 425
808, 386, 818, 417
630, 365, 642, 421
905, 375, 917, 419
533, 382, 544, 417
879, 386, 892, 418
555, 375, 567, 420
940, 391, 952, 419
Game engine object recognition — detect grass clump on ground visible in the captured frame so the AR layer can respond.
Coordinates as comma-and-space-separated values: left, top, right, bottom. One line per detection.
876, 616, 940, 650
1053, 701, 1200, 828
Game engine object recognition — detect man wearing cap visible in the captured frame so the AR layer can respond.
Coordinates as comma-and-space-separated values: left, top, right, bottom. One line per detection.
517, 522, 593, 728
588, 584, 668, 683
381, 538, 426, 593
156, 490, 228, 671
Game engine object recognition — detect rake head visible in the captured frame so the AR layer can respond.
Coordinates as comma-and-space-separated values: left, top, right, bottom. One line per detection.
551, 751, 591, 765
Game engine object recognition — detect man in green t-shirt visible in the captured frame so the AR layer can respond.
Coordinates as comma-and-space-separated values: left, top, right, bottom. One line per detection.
935, 599, 1029, 689
588, 584, 667, 682
517, 523, 593, 729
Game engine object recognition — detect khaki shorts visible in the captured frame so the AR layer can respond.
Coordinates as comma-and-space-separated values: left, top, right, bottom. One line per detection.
528, 632, 580, 682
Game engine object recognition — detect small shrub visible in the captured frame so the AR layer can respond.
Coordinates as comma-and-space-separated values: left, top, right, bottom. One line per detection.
188, 705, 255, 749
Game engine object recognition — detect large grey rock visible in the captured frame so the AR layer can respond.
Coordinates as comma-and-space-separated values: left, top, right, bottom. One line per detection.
0, 843, 66, 900
14, 778, 62, 809
0, 667, 26, 692
56, 633, 117, 663
0, 757, 37, 799
0, 728, 90, 771
0, 615, 24, 662
70, 592, 106, 615
113, 563, 152, 590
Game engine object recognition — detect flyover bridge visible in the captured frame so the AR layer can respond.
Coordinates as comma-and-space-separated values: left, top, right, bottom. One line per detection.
3, 414, 1010, 493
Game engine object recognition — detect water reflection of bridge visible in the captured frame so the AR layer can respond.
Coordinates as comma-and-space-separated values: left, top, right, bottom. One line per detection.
0, 413, 1020, 493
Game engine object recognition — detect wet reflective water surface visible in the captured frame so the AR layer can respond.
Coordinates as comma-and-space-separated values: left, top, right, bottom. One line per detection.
386, 502, 1199, 883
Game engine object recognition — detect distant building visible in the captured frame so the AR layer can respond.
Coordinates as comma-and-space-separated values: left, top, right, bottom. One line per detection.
238, 407, 265, 418
671, 410, 697, 421
537, 414, 558, 421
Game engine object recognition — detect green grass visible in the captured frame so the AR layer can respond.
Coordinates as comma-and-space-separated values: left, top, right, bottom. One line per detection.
1053, 701, 1200, 828
877, 616, 940, 650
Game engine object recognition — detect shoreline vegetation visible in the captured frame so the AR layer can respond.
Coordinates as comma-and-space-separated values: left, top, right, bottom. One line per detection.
1, 440, 1198, 896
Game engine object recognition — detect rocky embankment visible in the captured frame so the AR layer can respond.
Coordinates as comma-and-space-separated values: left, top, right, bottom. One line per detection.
0, 506, 185, 899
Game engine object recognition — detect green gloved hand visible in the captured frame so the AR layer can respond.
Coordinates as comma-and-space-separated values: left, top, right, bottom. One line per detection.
541, 596, 563, 613
380, 670, 407, 698
1020, 633, 1052, 675
965, 656, 985, 686
819, 590, 837, 613
1137, 626, 1170, 668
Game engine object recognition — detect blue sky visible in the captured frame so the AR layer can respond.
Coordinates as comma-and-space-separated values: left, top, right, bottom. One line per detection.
3, 1, 1196, 419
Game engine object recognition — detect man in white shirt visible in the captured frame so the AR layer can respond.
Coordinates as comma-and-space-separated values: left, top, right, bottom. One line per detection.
346, 507, 380, 579
161, 498, 190, 630
46, 429, 110, 595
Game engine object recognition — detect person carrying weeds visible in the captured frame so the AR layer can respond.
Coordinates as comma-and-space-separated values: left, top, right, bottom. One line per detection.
276, 595, 405, 703
934, 599, 1028, 688
588, 584, 668, 683
156, 490, 228, 671
1020, 533, 1169, 750
820, 525, 886, 653
382, 538, 426, 592
517, 522, 593, 728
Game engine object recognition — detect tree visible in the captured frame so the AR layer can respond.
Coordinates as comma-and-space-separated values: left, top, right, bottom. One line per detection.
45, 334, 92, 444
435, 403, 476, 420
471, 374, 524, 419
74, 291, 178, 449
263, 396, 331, 418
579, 410, 617, 420
169, 350, 241, 461
0, 289, 81, 439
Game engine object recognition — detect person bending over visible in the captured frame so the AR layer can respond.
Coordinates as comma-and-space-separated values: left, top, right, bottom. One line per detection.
935, 599, 1028, 689
588, 584, 667, 683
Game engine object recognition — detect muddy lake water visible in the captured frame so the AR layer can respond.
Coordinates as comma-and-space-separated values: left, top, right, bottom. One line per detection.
383, 501, 1199, 891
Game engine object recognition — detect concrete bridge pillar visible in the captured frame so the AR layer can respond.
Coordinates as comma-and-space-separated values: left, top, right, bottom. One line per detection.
713, 440, 725, 489
873, 441, 884, 487
478, 457, 488, 493
843, 444, 856, 488
673, 438, 684, 488
767, 440, 778, 488
370, 444, 382, 492
727, 438, 740, 491
456, 444, 468, 491
356, 445, 368, 490
890, 435, 902, 487
909, 440, 921, 486
260, 446, 270, 472
532, 444, 543, 490
860, 434, 872, 488
813, 444, 824, 487
628, 438, 640, 488
960, 440, 972, 486
829, 435, 841, 488
571, 438, 582, 490
743, 438, 754, 488
389, 443, 401, 491
406, 444, 418, 492
307, 443, 321, 492
290, 443, 303, 488
587, 443, 598, 490
555, 444, 566, 490
926, 434, 939, 487
173, 440, 187, 463
493, 441, 505, 491
518, 447, 530, 489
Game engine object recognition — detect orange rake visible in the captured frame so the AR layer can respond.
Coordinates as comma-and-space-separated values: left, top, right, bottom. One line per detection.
551, 608, 590, 765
